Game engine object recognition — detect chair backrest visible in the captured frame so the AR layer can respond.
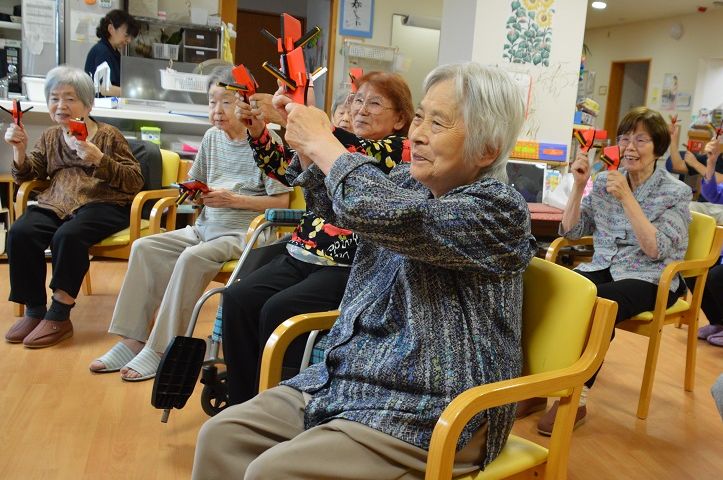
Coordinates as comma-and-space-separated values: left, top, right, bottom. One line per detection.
160, 149, 182, 188
127, 139, 163, 191
683, 211, 717, 277
522, 257, 598, 384
289, 186, 306, 210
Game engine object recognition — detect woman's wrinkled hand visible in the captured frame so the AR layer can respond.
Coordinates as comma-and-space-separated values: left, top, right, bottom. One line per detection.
704, 137, 722, 159
605, 170, 632, 201
234, 94, 266, 138
70, 137, 103, 166
570, 151, 591, 187
283, 103, 335, 158
200, 189, 238, 208
4, 123, 27, 150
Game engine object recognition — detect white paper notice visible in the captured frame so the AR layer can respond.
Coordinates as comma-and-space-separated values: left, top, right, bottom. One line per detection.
71, 11, 104, 43
23, 0, 56, 44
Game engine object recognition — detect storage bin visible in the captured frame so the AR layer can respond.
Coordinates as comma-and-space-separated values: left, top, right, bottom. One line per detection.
159, 69, 208, 94
153, 43, 180, 61
22, 76, 45, 102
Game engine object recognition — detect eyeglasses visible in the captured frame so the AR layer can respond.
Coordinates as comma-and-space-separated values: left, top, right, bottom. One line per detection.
350, 95, 395, 115
616, 135, 653, 149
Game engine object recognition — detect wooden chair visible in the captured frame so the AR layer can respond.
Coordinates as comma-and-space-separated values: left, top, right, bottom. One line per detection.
12, 148, 186, 316
258, 257, 618, 479
545, 211, 723, 419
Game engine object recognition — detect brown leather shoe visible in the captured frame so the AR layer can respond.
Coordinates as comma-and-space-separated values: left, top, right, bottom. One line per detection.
5, 316, 42, 343
515, 397, 547, 419
23, 319, 73, 349
537, 400, 586, 436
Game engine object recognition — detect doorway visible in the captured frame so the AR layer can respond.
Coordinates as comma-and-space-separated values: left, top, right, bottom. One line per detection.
604, 60, 650, 136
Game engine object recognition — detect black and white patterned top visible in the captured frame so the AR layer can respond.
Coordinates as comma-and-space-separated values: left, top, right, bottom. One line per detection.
284, 152, 537, 467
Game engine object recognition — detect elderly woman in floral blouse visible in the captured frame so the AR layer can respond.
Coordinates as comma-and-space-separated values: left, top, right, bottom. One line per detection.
192, 62, 536, 479
523, 107, 692, 436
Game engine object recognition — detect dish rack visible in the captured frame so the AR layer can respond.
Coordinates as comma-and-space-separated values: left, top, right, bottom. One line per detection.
160, 68, 208, 94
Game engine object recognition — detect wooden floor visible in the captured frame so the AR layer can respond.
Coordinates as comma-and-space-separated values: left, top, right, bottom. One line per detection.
0, 259, 722, 479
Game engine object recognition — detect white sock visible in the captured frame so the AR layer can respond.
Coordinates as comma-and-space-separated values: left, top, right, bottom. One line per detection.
578, 386, 590, 407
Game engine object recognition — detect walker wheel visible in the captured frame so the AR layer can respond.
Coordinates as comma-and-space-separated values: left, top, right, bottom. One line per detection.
200, 370, 228, 416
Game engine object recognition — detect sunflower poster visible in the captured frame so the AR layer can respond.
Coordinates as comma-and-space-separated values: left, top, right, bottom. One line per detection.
504, 0, 555, 66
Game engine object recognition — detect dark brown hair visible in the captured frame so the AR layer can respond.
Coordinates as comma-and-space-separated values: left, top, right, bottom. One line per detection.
617, 106, 670, 157
96, 10, 140, 40
356, 72, 414, 135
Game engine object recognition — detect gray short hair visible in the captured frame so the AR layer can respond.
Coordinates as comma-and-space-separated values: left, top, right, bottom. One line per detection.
422, 63, 525, 182
44, 66, 95, 108
332, 90, 351, 112
205, 65, 235, 93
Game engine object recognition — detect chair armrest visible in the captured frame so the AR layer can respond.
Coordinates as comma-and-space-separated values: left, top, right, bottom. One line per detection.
15, 180, 51, 216
545, 236, 593, 263
127, 188, 178, 241
245, 214, 265, 245
425, 297, 617, 480
149, 196, 179, 234
258, 310, 340, 392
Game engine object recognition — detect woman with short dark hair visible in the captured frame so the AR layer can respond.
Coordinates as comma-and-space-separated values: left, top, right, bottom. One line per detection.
84, 9, 140, 97
526, 106, 692, 435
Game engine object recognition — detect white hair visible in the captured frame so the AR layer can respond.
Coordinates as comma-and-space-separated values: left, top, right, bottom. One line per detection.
44, 66, 96, 108
422, 63, 525, 182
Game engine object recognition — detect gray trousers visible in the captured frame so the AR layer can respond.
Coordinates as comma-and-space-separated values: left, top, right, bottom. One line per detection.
690, 201, 723, 225
191, 385, 487, 480
108, 226, 244, 352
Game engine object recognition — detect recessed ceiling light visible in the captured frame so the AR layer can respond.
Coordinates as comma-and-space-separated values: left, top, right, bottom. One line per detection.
591, 1, 607, 9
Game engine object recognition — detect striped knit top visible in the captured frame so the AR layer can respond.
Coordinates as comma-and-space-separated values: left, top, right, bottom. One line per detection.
284, 153, 537, 467
189, 127, 292, 234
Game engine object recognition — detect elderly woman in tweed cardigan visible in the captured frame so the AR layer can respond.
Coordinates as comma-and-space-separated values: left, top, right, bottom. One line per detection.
192, 63, 537, 480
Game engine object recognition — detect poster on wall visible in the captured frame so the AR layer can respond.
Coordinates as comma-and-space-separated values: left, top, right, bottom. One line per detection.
503, 0, 555, 66
661, 73, 679, 110
339, 0, 374, 38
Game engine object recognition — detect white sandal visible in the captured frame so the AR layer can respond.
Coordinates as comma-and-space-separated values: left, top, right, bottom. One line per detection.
121, 347, 161, 382
91, 342, 136, 373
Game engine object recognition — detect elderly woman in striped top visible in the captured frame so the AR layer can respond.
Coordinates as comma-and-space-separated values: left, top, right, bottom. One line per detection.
192, 63, 536, 479
89, 66, 292, 381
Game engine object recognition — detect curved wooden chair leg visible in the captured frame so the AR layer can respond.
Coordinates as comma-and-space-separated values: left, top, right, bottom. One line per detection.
82, 270, 93, 296
13, 302, 24, 317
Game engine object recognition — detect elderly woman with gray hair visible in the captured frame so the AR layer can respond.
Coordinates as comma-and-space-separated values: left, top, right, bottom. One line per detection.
192, 62, 536, 479
89, 66, 291, 381
4, 65, 143, 348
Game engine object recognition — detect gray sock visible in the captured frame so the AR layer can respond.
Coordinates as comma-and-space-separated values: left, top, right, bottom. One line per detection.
25, 304, 47, 319
44, 298, 75, 321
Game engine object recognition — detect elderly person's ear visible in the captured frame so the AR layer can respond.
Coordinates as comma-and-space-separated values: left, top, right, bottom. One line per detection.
476, 147, 500, 170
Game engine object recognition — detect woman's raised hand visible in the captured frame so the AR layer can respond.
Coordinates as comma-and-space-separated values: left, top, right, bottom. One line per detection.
570, 150, 591, 187
4, 123, 27, 150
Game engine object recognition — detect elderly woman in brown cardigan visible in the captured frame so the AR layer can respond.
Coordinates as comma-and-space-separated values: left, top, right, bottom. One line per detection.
4, 65, 143, 348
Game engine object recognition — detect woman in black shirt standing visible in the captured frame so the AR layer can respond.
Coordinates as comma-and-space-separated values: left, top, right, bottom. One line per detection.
84, 10, 139, 98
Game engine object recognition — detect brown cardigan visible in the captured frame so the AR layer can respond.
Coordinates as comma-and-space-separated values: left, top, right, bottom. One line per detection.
12, 122, 143, 219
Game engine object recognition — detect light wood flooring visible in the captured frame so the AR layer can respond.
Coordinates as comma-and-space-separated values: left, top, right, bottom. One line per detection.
0, 259, 722, 479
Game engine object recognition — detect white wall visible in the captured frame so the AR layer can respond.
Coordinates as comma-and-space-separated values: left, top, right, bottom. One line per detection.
618, 62, 649, 124
694, 58, 723, 114
584, 8, 723, 138
331, 0, 442, 99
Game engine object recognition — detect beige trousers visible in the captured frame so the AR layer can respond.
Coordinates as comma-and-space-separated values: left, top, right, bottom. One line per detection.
108, 227, 244, 352
192, 385, 487, 480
